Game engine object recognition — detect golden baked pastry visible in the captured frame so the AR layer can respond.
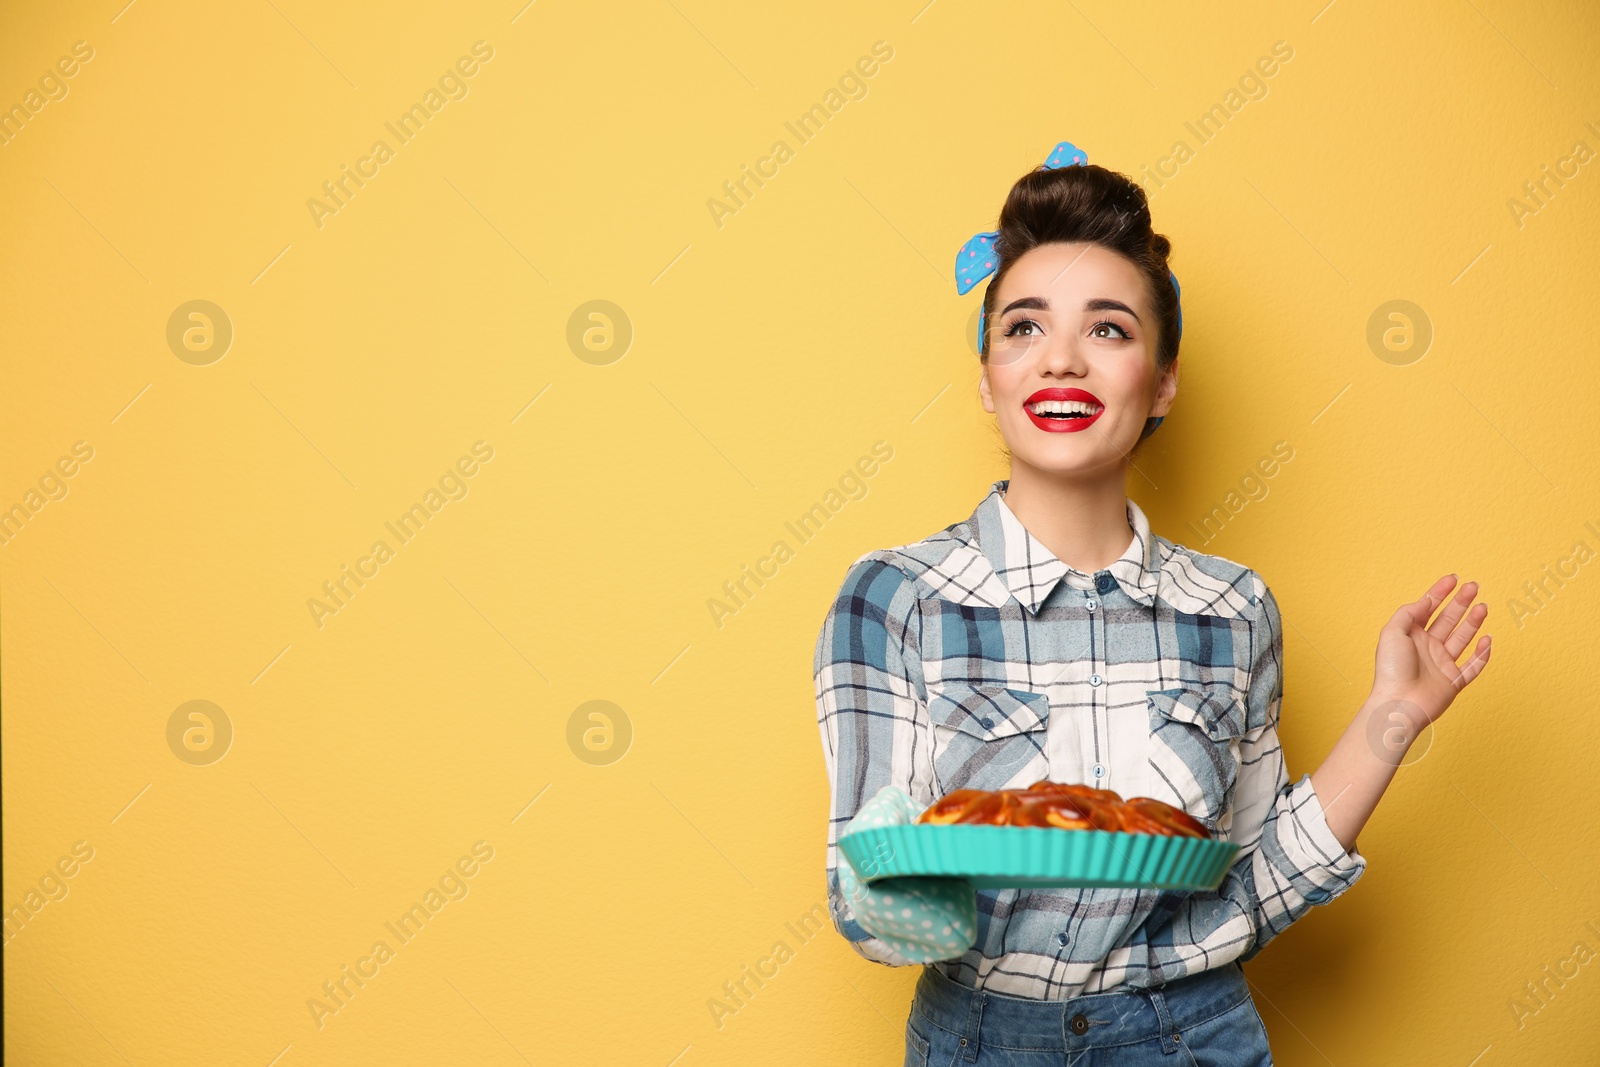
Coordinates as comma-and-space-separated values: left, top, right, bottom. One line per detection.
914, 780, 1210, 839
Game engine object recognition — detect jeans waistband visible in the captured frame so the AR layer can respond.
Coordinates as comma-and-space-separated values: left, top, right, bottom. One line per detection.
912, 961, 1252, 1053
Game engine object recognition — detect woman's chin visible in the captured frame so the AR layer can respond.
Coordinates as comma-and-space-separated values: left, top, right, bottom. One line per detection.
1008, 433, 1136, 472
1011, 450, 1128, 478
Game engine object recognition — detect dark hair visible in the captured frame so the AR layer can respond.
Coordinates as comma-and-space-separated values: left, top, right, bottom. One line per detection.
979, 163, 1180, 443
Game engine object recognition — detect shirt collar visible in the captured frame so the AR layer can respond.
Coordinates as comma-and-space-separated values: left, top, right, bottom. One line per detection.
966, 479, 1160, 614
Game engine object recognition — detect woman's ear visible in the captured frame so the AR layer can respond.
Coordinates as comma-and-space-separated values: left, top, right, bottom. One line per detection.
977, 364, 996, 414
1150, 358, 1179, 418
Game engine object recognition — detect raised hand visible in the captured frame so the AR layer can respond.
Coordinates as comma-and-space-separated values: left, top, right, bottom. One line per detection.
1370, 574, 1492, 729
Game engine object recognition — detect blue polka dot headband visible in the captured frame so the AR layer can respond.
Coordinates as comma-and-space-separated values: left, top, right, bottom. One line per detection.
954, 140, 1183, 435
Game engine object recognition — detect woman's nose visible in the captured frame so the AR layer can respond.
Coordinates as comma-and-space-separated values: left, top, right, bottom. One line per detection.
1040, 332, 1087, 374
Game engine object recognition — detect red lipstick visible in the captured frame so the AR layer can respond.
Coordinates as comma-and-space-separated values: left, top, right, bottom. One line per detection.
1023, 387, 1105, 433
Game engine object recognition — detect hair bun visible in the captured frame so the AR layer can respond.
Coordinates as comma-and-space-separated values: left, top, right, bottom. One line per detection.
981, 163, 1181, 383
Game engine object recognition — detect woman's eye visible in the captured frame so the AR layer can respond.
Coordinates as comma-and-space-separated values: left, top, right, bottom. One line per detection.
1003, 318, 1040, 337
1090, 320, 1131, 340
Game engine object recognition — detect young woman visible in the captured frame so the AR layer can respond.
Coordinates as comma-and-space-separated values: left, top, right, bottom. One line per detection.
813, 144, 1492, 1065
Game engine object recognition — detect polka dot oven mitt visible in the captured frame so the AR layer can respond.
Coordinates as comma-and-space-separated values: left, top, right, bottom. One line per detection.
838, 784, 978, 964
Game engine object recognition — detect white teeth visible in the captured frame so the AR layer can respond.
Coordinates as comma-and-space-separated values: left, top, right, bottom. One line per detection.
1028, 399, 1102, 416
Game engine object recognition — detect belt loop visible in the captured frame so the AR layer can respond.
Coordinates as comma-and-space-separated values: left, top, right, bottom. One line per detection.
1143, 986, 1181, 1056
960, 989, 985, 1062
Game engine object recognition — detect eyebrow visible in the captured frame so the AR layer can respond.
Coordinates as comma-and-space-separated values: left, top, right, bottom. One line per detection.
998, 296, 1142, 324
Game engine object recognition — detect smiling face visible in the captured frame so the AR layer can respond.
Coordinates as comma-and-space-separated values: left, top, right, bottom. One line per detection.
978, 241, 1178, 476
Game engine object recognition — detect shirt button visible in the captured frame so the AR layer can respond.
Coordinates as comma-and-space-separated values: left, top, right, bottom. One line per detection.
981, 716, 994, 729
1093, 763, 1104, 778
1089, 674, 1102, 686
1086, 599, 1097, 612
1069, 1013, 1089, 1035
1095, 573, 1116, 594
1057, 932, 1069, 946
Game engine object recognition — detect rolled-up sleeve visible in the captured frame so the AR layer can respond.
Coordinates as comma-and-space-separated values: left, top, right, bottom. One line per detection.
814, 553, 930, 966
1147, 574, 1367, 973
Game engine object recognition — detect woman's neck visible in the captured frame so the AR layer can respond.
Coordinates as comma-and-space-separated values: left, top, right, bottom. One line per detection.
1001, 462, 1136, 574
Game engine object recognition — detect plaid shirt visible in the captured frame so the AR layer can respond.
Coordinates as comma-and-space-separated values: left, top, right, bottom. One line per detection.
814, 479, 1367, 999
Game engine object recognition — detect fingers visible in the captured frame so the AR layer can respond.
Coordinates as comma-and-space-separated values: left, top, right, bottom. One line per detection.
1442, 599, 1489, 660
1428, 577, 1485, 648
1391, 574, 1464, 634
1454, 635, 1492, 690
1420, 574, 1459, 621
1389, 585, 1442, 633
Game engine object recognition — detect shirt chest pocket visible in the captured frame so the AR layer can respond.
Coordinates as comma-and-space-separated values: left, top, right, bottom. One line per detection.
1146, 683, 1249, 833
927, 684, 1051, 794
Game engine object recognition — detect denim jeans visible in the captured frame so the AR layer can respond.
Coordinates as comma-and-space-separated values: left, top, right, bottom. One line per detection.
904, 961, 1273, 1066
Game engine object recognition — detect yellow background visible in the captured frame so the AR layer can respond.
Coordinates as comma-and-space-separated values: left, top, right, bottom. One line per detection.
4, 1, 1598, 1063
